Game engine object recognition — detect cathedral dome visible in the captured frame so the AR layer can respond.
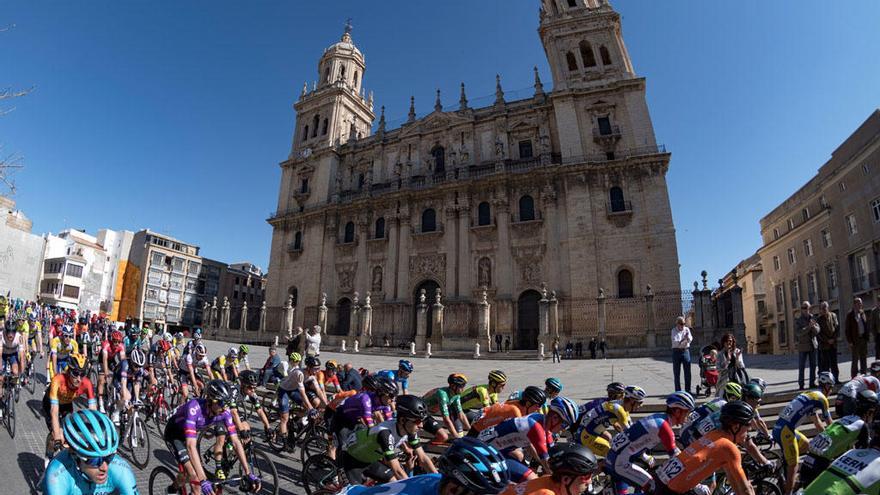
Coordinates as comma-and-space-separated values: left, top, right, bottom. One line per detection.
322, 27, 363, 61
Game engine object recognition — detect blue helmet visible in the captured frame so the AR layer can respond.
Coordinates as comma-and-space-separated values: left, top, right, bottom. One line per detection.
438, 437, 510, 494
192, 327, 203, 338
548, 396, 579, 427
63, 410, 119, 458
398, 359, 414, 373
666, 391, 696, 411
545, 377, 563, 393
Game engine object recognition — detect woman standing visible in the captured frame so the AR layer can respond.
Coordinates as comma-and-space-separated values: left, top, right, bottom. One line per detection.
716, 332, 746, 396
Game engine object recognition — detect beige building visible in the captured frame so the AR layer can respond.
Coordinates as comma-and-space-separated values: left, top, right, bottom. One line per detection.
757, 109, 880, 354
266, 0, 682, 350
722, 255, 770, 354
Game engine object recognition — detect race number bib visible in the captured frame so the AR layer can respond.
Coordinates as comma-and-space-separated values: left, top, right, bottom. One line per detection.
808, 433, 832, 455
610, 432, 628, 451
778, 403, 796, 422
657, 458, 685, 484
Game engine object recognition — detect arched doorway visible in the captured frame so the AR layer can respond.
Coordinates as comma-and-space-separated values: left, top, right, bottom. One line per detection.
413, 280, 440, 340
333, 298, 351, 336
516, 290, 541, 350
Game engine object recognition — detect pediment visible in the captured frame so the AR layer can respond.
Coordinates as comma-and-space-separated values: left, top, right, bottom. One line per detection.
399, 111, 473, 138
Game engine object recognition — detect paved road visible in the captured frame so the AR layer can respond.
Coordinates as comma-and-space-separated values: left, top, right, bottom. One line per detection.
0, 338, 866, 494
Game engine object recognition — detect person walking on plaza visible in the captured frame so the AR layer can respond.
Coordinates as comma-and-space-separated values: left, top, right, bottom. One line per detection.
588, 337, 597, 359
305, 325, 322, 356
846, 297, 869, 378
716, 332, 745, 396
551, 337, 561, 363
796, 301, 820, 389
504, 335, 511, 352
817, 301, 840, 380
575, 340, 583, 358
564, 341, 573, 359
671, 316, 693, 393
495, 333, 503, 352
599, 338, 607, 358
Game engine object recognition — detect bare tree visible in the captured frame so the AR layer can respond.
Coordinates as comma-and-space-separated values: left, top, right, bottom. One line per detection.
1, 23, 33, 196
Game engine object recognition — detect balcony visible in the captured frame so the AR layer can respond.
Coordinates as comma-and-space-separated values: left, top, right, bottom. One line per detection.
287, 242, 303, 254
853, 271, 880, 294
593, 125, 622, 147
606, 200, 633, 216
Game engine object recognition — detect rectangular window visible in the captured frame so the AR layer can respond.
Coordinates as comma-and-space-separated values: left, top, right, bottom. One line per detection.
775, 284, 785, 313
778, 320, 787, 345
826, 265, 838, 298
65, 264, 83, 278
804, 239, 813, 257
773, 256, 781, 271
802, 208, 810, 222
300, 178, 309, 194
807, 272, 818, 304
757, 300, 766, 315
62, 284, 80, 299
788, 218, 795, 230
773, 228, 780, 240
172, 258, 185, 272
518, 140, 533, 159
821, 229, 832, 248
151, 252, 164, 266
597, 116, 613, 135
790, 279, 801, 309
788, 247, 796, 265
847, 214, 858, 235
872, 198, 880, 223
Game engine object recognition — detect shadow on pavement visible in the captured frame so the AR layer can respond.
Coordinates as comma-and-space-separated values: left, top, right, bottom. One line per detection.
17, 452, 44, 495
26, 399, 44, 421
152, 447, 178, 468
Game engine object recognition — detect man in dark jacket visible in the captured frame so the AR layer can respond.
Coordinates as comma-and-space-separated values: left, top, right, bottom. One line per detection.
588, 338, 597, 359
846, 297, 869, 379
338, 363, 363, 391
495, 333, 503, 353
816, 301, 840, 381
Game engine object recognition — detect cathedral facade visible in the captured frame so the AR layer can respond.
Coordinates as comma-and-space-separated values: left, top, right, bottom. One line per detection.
266, 0, 681, 350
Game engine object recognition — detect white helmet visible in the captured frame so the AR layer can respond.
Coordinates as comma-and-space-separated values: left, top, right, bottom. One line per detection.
227, 346, 238, 358
817, 371, 835, 387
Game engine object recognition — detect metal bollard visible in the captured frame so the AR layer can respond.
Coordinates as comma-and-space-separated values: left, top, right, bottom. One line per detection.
410, 342, 416, 355
274, 336, 279, 347
538, 343, 545, 361
353, 340, 359, 353
341, 340, 347, 352
474, 342, 481, 358
425, 342, 432, 358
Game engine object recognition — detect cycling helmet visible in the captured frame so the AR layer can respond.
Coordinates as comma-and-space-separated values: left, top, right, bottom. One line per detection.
3, 324, 16, 335
78, 317, 87, 325
126, 326, 139, 338
194, 343, 207, 356
66, 353, 87, 374
521, 386, 548, 406
437, 437, 509, 494
864, 376, 880, 392
548, 442, 598, 476
749, 377, 767, 391
856, 390, 880, 415
398, 359, 414, 373
304, 356, 321, 369
870, 361, 880, 374
192, 327, 203, 338
396, 395, 429, 421
110, 330, 123, 343
607, 382, 626, 396
448, 373, 468, 388
61, 325, 74, 337
720, 401, 755, 428
325, 359, 338, 371
63, 410, 119, 458
240, 370, 259, 387
545, 377, 563, 393
227, 347, 238, 358
174, 332, 184, 341
817, 371, 835, 387
488, 370, 508, 384
548, 396, 579, 427
624, 385, 647, 402
129, 349, 146, 367
289, 352, 302, 363
238, 344, 249, 355
666, 391, 696, 411
205, 379, 234, 405
163, 332, 173, 342
374, 376, 398, 397
362, 374, 379, 392
743, 383, 764, 400
723, 382, 743, 401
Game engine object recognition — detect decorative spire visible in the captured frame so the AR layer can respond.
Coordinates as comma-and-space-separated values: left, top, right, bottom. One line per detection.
377, 105, 386, 134
348, 116, 358, 143
434, 89, 442, 112
494, 74, 505, 106
341, 18, 353, 43
533, 66, 544, 95
300, 82, 308, 99
407, 96, 416, 123
459, 82, 468, 110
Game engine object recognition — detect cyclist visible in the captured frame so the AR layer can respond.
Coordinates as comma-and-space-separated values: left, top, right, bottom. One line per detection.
800, 389, 879, 486
478, 396, 579, 482
773, 370, 835, 495
321, 359, 342, 392
177, 342, 211, 399
340, 395, 438, 483
210, 347, 239, 381
803, 422, 880, 495
122, 321, 142, 355
41, 410, 138, 495
339, 437, 510, 495
43, 354, 96, 463
234, 344, 251, 372
97, 330, 126, 414
679, 382, 743, 447
276, 355, 330, 441
162, 380, 260, 494
836, 373, 880, 417
499, 442, 598, 495
332, 375, 397, 447
375, 359, 414, 395
181, 327, 203, 356
577, 382, 626, 421
49, 325, 80, 381
423, 373, 471, 439
471, 386, 548, 437
605, 391, 696, 495
27, 311, 44, 360
460, 370, 508, 423
233, 370, 272, 435
0, 322, 25, 407
544, 377, 563, 401
111, 348, 148, 424
575, 385, 645, 457
655, 401, 756, 495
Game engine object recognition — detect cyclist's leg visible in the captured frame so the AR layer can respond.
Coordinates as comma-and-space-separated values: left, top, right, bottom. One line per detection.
608, 452, 652, 495
583, 433, 611, 458
163, 423, 200, 492
277, 388, 292, 436
778, 425, 799, 495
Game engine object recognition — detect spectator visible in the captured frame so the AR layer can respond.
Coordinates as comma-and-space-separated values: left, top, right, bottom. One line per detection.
870, 292, 880, 360
382, 334, 390, 347
671, 316, 693, 393
588, 337, 597, 359
846, 297, 869, 379
259, 346, 282, 387
599, 338, 607, 359
575, 340, 583, 358
715, 332, 745, 395
551, 338, 561, 363
795, 301, 820, 389
338, 363, 362, 391
564, 341, 573, 359
495, 333, 503, 353
286, 326, 303, 356
817, 301, 840, 381
504, 335, 511, 353
305, 325, 322, 356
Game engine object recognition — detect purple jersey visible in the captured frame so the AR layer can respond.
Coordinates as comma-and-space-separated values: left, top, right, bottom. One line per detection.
338, 391, 392, 427
171, 398, 237, 439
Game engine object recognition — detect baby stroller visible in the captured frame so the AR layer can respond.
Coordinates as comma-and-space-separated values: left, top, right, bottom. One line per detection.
695, 345, 718, 397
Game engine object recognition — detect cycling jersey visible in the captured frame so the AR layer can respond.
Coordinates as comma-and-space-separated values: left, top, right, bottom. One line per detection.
210, 355, 229, 377
606, 413, 677, 491
804, 447, 880, 495
679, 399, 726, 446
839, 376, 875, 399
478, 413, 554, 460
773, 391, 831, 465
337, 391, 393, 427
423, 386, 463, 417
2, 332, 22, 355
808, 415, 869, 461
657, 430, 745, 494
471, 401, 527, 434
42, 450, 139, 495
177, 353, 209, 373
375, 369, 409, 394
499, 475, 574, 495
577, 400, 630, 437
169, 398, 237, 439
122, 333, 142, 354
342, 419, 421, 464
460, 384, 499, 411
341, 473, 441, 495
47, 373, 96, 407
50, 337, 79, 360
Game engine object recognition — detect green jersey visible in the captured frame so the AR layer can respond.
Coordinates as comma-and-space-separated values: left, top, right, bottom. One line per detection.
342, 419, 420, 464
804, 448, 880, 495
460, 384, 499, 411
809, 415, 869, 461
422, 387, 462, 417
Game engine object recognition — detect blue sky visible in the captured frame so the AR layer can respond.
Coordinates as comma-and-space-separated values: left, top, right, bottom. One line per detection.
2, 1, 878, 289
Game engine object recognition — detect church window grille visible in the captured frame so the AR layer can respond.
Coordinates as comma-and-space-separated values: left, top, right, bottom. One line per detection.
617, 269, 634, 298
518, 140, 533, 159
343, 222, 355, 244
609, 187, 626, 212
566, 52, 578, 72
600, 45, 612, 65
478, 202, 491, 226
519, 195, 535, 222
293, 231, 302, 251
421, 209, 437, 233
322, 118, 329, 135
431, 146, 445, 174
312, 115, 319, 138
374, 217, 385, 239
579, 41, 597, 68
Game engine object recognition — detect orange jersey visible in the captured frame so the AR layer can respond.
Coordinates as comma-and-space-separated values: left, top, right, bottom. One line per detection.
500, 475, 563, 495
47, 373, 96, 406
472, 400, 525, 432
328, 389, 357, 411
657, 430, 745, 493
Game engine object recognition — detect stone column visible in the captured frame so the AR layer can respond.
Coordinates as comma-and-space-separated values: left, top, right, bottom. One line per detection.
477, 287, 491, 350
432, 288, 444, 350
349, 292, 361, 339
539, 284, 550, 350
240, 301, 248, 333
221, 297, 231, 330
317, 292, 328, 333
549, 290, 559, 340
457, 204, 471, 298
494, 196, 513, 297
597, 288, 607, 342
284, 295, 294, 335
355, 216, 369, 295
360, 292, 373, 347
644, 285, 656, 348
387, 215, 400, 299
415, 289, 428, 349
444, 206, 457, 297
259, 301, 267, 333
396, 213, 412, 303
541, 184, 560, 289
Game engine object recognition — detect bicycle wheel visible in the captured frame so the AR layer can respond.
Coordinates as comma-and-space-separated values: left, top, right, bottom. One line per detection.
301, 454, 343, 495
196, 427, 221, 469
149, 465, 187, 495
752, 479, 782, 495
126, 415, 151, 469
152, 397, 170, 432
300, 433, 329, 465
241, 448, 279, 495
26, 365, 35, 395
6, 391, 15, 439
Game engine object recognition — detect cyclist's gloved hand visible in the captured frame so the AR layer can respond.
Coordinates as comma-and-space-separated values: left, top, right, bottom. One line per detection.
52, 440, 64, 452
693, 484, 711, 495
243, 473, 261, 492
200, 479, 213, 495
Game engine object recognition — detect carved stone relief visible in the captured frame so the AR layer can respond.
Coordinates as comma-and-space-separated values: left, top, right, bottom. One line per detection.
409, 254, 446, 286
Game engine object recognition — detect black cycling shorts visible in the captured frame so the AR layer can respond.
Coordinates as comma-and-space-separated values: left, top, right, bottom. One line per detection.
422, 415, 443, 435
163, 422, 191, 465
41, 394, 74, 429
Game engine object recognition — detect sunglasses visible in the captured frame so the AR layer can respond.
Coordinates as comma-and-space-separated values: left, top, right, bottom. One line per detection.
68, 369, 86, 378
76, 453, 115, 468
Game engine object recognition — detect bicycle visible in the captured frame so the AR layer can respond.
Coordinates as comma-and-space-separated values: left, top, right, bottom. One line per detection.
0, 373, 17, 438
143, 375, 174, 432
266, 406, 329, 464
196, 428, 279, 495
300, 452, 392, 495
21, 350, 36, 395
148, 461, 260, 495
118, 400, 151, 469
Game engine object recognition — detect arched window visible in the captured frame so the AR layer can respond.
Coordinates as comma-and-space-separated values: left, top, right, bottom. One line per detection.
421, 209, 437, 233
567, 0, 577, 7
617, 269, 634, 298
353, 71, 359, 89
323, 67, 330, 83
343, 221, 355, 243
293, 231, 302, 250
565, 51, 578, 72
431, 146, 445, 174
312, 115, 319, 138
477, 202, 491, 226
518, 195, 535, 222
374, 217, 385, 239
287, 286, 298, 306
321, 118, 329, 135
339, 65, 346, 80
357, 173, 365, 190
579, 41, 597, 67
600, 45, 612, 65
302, 125, 309, 141
609, 186, 626, 212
